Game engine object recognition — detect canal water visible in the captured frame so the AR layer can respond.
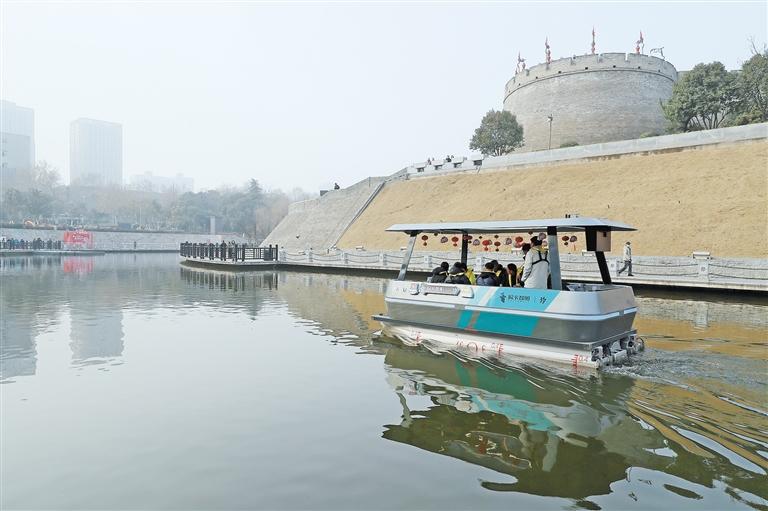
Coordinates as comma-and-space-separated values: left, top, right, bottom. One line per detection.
2, 253, 766, 510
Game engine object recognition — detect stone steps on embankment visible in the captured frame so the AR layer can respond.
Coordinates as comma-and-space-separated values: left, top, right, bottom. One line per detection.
261, 176, 388, 253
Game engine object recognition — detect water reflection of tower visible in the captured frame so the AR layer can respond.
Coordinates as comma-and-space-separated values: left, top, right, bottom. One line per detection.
68, 305, 124, 364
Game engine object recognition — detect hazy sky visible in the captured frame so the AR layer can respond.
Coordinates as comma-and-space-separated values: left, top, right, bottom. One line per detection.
2, 1, 766, 192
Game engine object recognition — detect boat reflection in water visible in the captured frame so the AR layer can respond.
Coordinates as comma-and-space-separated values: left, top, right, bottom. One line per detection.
380, 342, 767, 505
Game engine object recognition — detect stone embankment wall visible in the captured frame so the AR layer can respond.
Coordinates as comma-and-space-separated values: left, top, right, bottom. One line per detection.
337, 139, 768, 258
0, 227, 245, 251
261, 176, 387, 252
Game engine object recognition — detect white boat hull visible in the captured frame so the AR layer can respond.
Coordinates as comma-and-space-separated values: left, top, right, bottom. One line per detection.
379, 319, 643, 370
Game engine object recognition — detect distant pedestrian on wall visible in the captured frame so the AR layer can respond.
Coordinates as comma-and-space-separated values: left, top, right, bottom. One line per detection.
617, 241, 633, 277
334, 182, 340, 190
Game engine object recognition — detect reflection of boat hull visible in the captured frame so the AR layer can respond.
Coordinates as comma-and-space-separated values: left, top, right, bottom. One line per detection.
377, 317, 641, 368
377, 281, 643, 368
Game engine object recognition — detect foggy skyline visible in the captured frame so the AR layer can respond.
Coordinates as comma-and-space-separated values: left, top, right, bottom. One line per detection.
2, 1, 766, 192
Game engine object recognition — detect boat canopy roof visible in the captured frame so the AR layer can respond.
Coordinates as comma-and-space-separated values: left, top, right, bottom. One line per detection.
386, 217, 636, 234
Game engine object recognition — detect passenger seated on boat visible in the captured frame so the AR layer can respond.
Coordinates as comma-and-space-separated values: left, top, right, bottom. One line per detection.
445, 263, 471, 285
521, 238, 550, 289
461, 262, 477, 285
494, 262, 509, 287
428, 261, 449, 283
505, 263, 518, 287
477, 262, 499, 286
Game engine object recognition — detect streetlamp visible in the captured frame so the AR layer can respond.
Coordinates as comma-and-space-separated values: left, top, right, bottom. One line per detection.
547, 114, 554, 150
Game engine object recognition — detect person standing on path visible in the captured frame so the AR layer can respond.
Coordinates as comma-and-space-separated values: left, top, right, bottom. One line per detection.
617, 241, 633, 276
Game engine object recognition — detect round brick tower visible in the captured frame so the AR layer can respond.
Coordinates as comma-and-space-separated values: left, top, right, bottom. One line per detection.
503, 53, 678, 151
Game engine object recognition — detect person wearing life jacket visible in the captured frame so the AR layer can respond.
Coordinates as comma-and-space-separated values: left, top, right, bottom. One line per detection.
428, 261, 449, 283
462, 262, 477, 285
477, 262, 499, 286
521, 238, 550, 289
446, 262, 470, 285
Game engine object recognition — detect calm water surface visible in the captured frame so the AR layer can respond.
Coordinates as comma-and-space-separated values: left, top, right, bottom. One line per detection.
1, 253, 767, 510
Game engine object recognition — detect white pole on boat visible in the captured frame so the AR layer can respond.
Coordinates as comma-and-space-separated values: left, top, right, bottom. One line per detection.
397, 233, 418, 281
460, 231, 469, 266
547, 226, 562, 290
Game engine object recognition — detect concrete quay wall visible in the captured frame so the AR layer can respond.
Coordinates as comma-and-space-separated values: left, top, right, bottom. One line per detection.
276, 250, 767, 293
0, 227, 245, 251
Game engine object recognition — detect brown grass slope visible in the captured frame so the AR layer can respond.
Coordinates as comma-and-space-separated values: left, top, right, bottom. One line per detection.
338, 141, 768, 257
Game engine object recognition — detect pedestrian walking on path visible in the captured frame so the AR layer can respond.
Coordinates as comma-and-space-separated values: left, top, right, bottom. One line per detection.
617, 241, 633, 276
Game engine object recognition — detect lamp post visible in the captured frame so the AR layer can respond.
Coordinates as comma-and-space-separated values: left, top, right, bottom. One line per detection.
547, 114, 554, 150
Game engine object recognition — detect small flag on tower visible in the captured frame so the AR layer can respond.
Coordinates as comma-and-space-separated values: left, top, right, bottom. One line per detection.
591, 27, 596, 55
545, 37, 551, 64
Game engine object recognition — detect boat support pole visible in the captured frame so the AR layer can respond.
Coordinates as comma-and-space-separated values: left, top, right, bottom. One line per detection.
547, 226, 562, 290
397, 232, 418, 281
595, 251, 612, 284
460, 231, 468, 266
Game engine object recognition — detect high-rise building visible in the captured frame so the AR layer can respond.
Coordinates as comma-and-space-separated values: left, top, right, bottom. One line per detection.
0, 100, 35, 188
69, 118, 122, 186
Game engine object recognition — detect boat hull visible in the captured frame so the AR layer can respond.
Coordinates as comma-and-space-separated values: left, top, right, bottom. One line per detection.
377, 281, 642, 369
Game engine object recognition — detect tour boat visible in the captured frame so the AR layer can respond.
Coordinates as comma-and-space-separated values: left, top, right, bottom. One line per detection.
373, 218, 644, 369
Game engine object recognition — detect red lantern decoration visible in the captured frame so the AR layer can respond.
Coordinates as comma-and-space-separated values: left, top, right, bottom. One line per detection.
421, 235, 429, 241
504, 237, 513, 245
494, 234, 499, 239
494, 241, 501, 247
515, 236, 524, 243
423, 242, 427, 246
562, 235, 569, 242
472, 239, 481, 246
440, 236, 448, 243
570, 235, 577, 242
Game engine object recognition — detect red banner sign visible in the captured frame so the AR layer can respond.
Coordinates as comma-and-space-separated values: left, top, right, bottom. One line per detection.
63, 230, 93, 248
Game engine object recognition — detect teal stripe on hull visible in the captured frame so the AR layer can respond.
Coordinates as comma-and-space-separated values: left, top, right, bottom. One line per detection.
467, 311, 539, 337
